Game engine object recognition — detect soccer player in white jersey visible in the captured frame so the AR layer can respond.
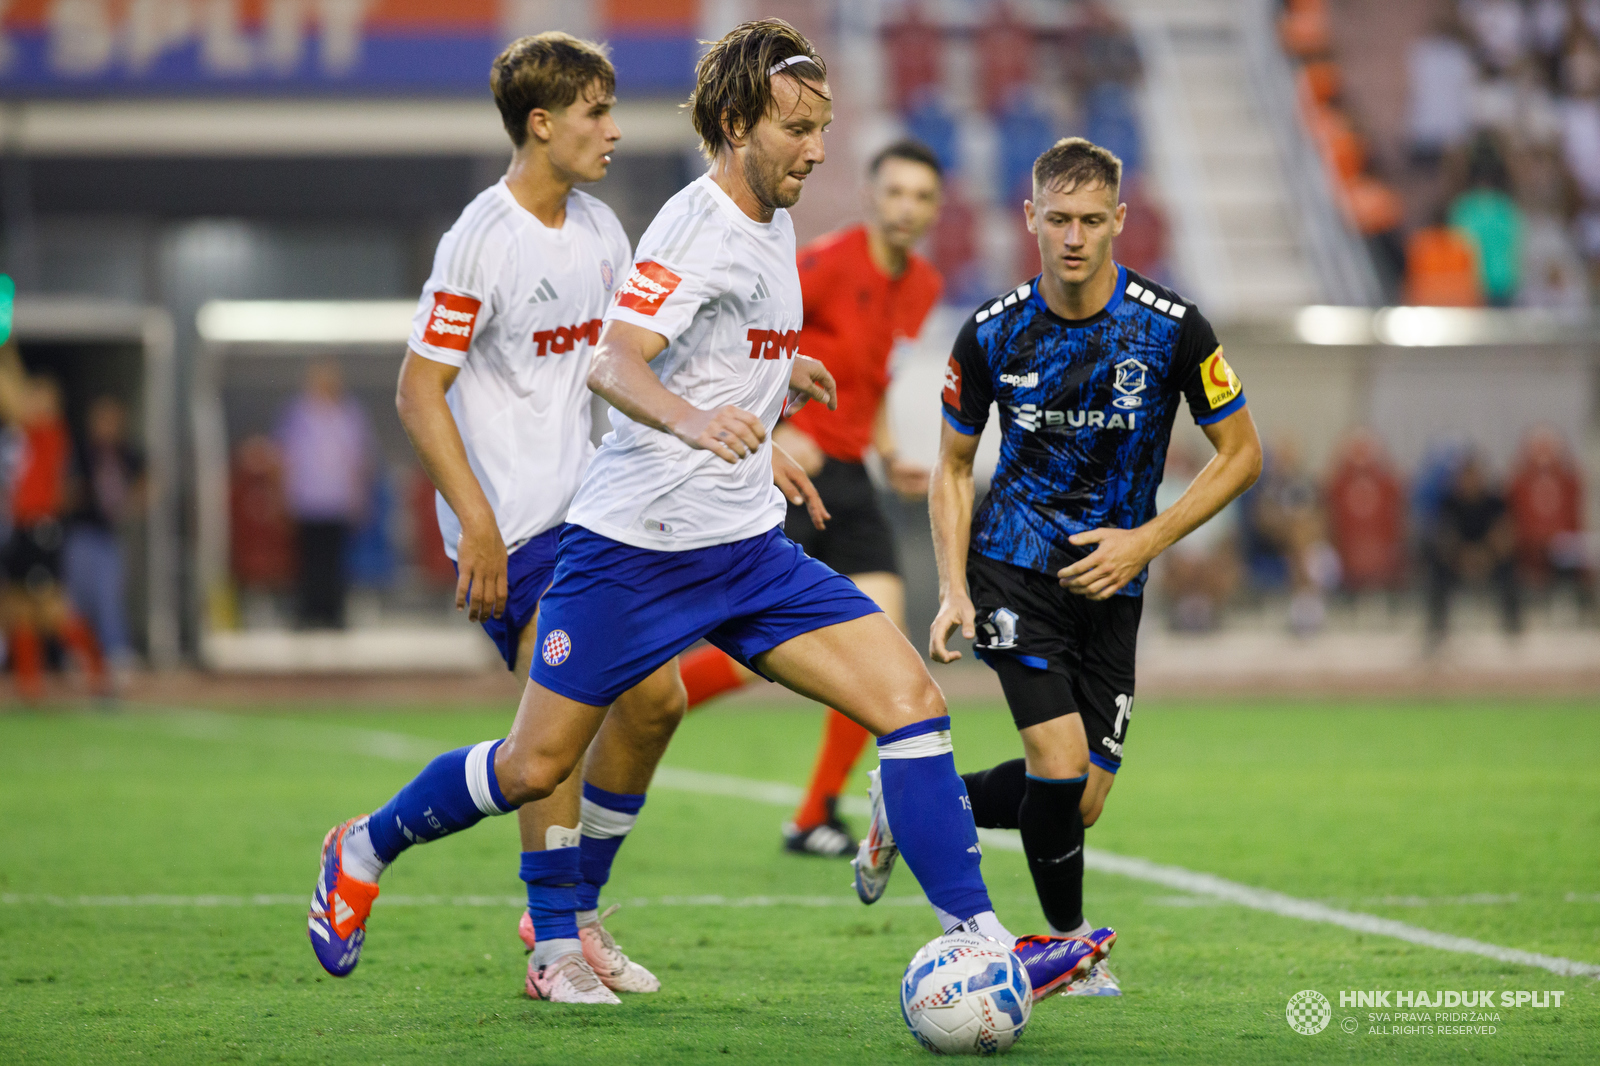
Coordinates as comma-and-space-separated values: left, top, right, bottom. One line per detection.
308, 19, 1106, 1004
309, 32, 824, 1004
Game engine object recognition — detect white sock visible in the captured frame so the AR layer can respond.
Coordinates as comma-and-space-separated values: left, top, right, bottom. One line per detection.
934, 906, 1016, 949
575, 908, 599, 928
1050, 919, 1092, 939
340, 817, 388, 884
531, 937, 582, 968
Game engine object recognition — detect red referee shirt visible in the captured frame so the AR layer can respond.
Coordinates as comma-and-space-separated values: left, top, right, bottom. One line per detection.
787, 225, 942, 463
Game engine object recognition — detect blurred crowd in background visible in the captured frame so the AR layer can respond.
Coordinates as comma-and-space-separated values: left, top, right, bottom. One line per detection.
879, 1, 1171, 303
1155, 423, 1592, 641
0, 349, 143, 695
1281, 0, 1600, 307
0, 1, 1596, 695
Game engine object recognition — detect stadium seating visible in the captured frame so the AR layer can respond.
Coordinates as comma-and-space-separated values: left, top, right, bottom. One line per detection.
1401, 226, 1484, 306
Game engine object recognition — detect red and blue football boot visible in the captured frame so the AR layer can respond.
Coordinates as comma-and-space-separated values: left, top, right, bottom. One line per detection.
308, 818, 381, 977
1012, 926, 1117, 1002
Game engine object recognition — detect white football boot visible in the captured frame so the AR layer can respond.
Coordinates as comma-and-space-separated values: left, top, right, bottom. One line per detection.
580, 905, 660, 993
1061, 960, 1122, 996
525, 950, 622, 1004
851, 767, 899, 904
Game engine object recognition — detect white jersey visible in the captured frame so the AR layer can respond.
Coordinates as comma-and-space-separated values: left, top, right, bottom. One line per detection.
568, 174, 803, 551
409, 179, 631, 559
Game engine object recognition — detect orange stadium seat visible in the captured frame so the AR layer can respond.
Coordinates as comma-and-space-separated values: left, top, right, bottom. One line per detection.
1402, 227, 1484, 306
1279, 0, 1331, 58
1298, 60, 1341, 105
1305, 102, 1366, 181
1341, 173, 1405, 235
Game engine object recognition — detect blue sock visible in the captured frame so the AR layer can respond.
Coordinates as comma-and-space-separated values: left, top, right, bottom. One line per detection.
576, 782, 647, 911
366, 740, 513, 862
877, 716, 993, 922
521, 847, 581, 943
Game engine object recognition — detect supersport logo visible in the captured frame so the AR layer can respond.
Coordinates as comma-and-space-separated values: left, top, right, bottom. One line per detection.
614, 261, 682, 316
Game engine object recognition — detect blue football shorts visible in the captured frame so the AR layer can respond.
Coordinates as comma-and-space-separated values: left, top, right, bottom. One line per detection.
456, 525, 561, 670
528, 523, 882, 707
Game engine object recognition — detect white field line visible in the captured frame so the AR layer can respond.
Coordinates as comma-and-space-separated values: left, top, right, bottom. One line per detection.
75, 710, 1600, 980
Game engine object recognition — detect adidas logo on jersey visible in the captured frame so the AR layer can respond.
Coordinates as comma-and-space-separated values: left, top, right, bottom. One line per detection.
527, 278, 559, 304
750, 274, 771, 301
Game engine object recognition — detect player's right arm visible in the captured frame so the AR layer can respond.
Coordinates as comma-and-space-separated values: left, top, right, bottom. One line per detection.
928, 314, 994, 663
395, 351, 507, 623
587, 320, 770, 465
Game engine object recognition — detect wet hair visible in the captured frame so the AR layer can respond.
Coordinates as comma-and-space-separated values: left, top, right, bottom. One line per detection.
869, 138, 943, 180
688, 19, 828, 161
491, 32, 616, 148
1032, 137, 1123, 196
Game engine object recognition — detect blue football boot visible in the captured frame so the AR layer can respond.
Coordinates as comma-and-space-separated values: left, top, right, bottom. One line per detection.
307, 818, 380, 977
1012, 926, 1116, 1002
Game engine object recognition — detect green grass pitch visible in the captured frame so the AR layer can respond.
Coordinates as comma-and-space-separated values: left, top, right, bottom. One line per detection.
1, 696, 1596, 1064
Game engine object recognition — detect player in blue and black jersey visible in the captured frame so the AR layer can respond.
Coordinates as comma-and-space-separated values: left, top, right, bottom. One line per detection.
928, 138, 1262, 995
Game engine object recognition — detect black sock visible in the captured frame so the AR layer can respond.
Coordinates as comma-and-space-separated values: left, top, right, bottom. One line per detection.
1019, 773, 1088, 933
960, 759, 1027, 829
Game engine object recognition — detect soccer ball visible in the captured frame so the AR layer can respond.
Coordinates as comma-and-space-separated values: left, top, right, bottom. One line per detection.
900, 931, 1033, 1055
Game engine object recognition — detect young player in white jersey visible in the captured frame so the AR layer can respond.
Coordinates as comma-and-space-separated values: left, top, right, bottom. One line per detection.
310, 32, 825, 1005
309, 19, 1108, 1005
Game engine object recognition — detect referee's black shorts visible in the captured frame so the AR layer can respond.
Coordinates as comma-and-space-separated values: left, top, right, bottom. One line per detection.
783, 458, 899, 577
967, 551, 1141, 773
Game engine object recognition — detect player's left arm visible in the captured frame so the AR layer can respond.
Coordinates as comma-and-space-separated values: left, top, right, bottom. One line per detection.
1060, 406, 1263, 600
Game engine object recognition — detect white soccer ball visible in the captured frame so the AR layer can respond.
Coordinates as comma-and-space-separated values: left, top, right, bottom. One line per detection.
900, 932, 1033, 1055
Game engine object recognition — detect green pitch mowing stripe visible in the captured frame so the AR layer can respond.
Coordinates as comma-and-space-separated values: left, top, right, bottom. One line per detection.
66, 707, 1600, 980
1, 699, 1596, 1065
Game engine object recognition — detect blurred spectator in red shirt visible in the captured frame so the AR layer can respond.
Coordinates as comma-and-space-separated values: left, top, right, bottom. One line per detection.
1, 362, 107, 699
1324, 428, 1407, 592
230, 435, 294, 593
1506, 426, 1592, 612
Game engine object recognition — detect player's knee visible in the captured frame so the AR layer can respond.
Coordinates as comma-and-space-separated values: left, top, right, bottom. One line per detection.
904, 674, 948, 724
629, 689, 686, 744
493, 745, 571, 807
615, 676, 687, 742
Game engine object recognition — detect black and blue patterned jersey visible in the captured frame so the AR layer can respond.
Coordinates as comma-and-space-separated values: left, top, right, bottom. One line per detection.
940, 264, 1245, 596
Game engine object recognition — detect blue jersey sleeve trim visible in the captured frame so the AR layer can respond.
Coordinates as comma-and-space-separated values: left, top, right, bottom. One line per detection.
1089, 752, 1122, 774
1194, 391, 1246, 426
942, 408, 981, 435
1103, 263, 1128, 315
